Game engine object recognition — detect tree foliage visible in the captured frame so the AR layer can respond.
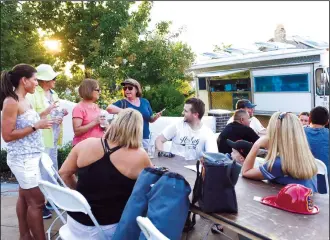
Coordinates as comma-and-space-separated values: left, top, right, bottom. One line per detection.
0, 2, 55, 70
2, 1, 196, 116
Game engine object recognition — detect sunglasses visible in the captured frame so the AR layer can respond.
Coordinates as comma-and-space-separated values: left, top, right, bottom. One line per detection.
94, 89, 101, 93
278, 112, 291, 121
123, 86, 134, 91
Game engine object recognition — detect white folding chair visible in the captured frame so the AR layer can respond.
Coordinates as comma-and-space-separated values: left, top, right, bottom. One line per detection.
315, 159, 329, 194
136, 216, 169, 240
38, 180, 107, 240
40, 153, 67, 188
40, 153, 69, 239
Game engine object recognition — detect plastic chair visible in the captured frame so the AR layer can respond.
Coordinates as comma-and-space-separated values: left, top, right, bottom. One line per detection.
315, 159, 329, 194
38, 180, 107, 240
136, 216, 169, 240
40, 153, 68, 239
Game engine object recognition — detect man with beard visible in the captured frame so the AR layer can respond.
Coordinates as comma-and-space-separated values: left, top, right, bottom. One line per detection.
155, 98, 218, 160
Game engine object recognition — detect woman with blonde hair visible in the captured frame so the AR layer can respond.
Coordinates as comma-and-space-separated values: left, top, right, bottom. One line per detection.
59, 108, 152, 239
242, 112, 318, 192
72, 78, 105, 146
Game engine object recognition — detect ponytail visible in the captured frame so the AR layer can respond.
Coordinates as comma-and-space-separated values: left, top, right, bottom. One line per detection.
0, 71, 17, 110
0, 64, 37, 110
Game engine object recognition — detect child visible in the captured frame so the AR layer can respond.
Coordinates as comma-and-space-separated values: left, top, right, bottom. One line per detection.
226, 139, 265, 168
298, 112, 310, 127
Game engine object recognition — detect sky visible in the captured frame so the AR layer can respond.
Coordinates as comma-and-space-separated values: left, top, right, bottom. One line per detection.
147, 1, 329, 54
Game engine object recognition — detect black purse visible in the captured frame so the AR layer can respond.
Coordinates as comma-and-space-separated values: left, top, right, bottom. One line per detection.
184, 152, 241, 232
197, 152, 241, 213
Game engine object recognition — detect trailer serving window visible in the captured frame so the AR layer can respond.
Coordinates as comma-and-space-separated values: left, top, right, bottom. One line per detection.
315, 68, 329, 96
254, 74, 309, 92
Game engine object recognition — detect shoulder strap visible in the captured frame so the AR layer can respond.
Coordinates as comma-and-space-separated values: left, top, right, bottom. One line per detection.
121, 99, 127, 109
101, 138, 107, 153
103, 139, 122, 156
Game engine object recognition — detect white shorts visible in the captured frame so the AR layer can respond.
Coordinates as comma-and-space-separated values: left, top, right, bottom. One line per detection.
66, 214, 117, 240
7, 153, 42, 189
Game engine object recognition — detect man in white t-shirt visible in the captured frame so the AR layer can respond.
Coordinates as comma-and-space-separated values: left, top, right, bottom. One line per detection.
155, 98, 218, 160
227, 99, 266, 135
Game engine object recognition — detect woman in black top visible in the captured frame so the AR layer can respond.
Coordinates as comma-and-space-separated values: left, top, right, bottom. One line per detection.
59, 108, 152, 239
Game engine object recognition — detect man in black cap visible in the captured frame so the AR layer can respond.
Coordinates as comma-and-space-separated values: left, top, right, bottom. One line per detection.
227, 99, 266, 135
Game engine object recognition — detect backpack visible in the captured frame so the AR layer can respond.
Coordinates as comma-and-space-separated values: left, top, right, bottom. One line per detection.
184, 152, 242, 232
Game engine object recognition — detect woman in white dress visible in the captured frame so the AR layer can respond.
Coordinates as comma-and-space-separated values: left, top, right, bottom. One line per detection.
0, 64, 53, 240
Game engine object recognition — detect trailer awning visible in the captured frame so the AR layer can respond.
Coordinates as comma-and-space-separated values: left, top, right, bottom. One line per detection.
196, 69, 248, 78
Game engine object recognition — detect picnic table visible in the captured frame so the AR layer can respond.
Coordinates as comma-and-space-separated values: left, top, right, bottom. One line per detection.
152, 156, 329, 240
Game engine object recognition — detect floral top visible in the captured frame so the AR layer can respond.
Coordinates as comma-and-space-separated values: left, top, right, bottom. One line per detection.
7, 109, 44, 156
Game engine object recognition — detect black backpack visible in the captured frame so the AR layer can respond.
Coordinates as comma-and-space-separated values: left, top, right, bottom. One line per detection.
184, 152, 242, 232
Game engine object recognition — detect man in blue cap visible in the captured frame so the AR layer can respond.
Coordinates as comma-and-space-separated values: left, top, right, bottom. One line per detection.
227, 99, 266, 135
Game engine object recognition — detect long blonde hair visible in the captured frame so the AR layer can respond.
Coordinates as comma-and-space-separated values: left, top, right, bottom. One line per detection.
104, 108, 143, 148
266, 112, 317, 179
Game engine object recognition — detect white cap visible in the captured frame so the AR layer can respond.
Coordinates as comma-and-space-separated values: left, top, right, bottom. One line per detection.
36, 64, 59, 81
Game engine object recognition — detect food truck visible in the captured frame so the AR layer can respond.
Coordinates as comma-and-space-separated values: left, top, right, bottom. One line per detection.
190, 42, 329, 117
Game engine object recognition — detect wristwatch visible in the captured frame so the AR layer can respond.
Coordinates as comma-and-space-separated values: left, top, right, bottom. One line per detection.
30, 124, 36, 131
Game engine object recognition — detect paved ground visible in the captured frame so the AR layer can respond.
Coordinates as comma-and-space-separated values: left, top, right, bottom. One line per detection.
1, 182, 240, 240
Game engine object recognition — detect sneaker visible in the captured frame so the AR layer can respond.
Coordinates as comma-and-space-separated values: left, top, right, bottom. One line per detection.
45, 202, 54, 210
43, 206, 52, 219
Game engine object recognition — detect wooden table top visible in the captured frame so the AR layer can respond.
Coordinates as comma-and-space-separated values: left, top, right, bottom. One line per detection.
152, 156, 329, 240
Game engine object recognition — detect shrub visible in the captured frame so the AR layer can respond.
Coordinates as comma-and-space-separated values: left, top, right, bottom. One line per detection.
0, 149, 10, 173
57, 142, 73, 169
143, 83, 186, 116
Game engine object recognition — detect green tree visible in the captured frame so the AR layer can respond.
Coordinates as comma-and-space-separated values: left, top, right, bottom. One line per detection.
0, 2, 54, 70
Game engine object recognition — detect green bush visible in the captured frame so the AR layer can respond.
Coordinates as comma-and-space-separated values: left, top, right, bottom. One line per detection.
143, 83, 186, 116
0, 149, 10, 173
0, 142, 73, 173
57, 142, 73, 169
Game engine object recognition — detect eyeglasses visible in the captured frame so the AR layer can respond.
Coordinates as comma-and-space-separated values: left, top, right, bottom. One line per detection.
123, 86, 134, 91
278, 112, 291, 121
94, 89, 101, 93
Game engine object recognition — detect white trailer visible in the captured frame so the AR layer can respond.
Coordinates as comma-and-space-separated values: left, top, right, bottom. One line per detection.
190, 48, 329, 116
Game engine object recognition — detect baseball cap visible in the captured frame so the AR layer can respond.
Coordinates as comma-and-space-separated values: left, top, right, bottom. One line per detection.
227, 139, 253, 158
36, 64, 59, 81
236, 99, 257, 109
261, 184, 319, 215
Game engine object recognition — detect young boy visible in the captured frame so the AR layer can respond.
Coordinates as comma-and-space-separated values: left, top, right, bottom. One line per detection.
226, 139, 265, 168
304, 106, 329, 194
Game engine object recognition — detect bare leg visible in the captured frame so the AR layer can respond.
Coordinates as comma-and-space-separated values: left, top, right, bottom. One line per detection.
23, 187, 46, 240
17, 187, 33, 240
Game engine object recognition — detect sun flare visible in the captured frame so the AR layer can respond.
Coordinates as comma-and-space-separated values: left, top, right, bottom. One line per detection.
44, 40, 61, 52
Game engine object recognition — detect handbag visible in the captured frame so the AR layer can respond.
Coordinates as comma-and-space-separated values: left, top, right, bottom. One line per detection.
184, 152, 241, 232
